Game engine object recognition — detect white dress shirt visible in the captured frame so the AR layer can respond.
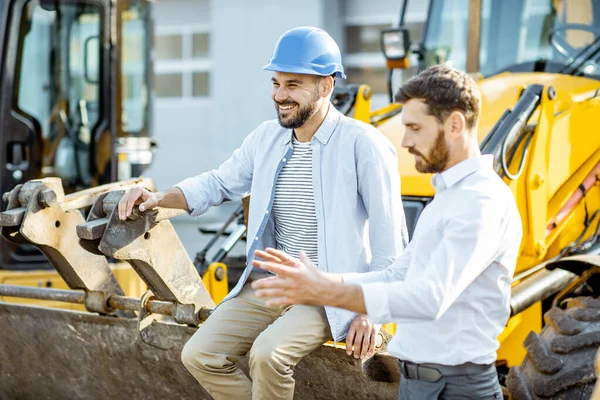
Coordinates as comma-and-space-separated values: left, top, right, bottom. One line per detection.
344, 155, 522, 365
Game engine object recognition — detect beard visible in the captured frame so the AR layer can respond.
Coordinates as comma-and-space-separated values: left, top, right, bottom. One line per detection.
409, 127, 450, 174
275, 92, 320, 129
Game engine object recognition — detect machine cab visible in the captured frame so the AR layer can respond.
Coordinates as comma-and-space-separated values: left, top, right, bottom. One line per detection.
0, 0, 155, 269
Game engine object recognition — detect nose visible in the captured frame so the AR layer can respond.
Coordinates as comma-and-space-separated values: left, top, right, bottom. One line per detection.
401, 132, 413, 149
273, 86, 289, 103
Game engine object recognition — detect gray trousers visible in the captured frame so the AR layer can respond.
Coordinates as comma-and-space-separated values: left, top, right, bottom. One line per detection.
399, 365, 503, 400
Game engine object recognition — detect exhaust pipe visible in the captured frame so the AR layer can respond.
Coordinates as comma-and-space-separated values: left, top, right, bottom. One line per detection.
510, 267, 577, 316
511, 249, 600, 316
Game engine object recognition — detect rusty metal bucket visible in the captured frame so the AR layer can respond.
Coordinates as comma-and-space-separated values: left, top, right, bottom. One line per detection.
0, 302, 400, 399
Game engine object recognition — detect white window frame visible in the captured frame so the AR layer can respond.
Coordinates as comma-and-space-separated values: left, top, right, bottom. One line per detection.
154, 23, 212, 104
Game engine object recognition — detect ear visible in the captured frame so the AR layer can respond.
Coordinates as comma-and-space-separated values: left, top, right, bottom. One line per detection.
319, 76, 334, 98
447, 111, 466, 138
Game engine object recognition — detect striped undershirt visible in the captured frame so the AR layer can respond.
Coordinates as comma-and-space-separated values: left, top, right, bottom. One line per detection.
272, 138, 319, 264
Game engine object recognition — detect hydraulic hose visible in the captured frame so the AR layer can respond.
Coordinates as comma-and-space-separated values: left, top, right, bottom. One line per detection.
481, 85, 544, 180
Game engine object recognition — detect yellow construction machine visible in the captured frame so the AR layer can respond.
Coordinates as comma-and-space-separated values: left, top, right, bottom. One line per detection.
2, 0, 600, 399
332, 0, 600, 398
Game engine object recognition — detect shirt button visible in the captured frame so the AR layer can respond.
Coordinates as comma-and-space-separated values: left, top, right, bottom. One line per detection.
282, 158, 287, 162
265, 210, 269, 214
255, 236, 259, 241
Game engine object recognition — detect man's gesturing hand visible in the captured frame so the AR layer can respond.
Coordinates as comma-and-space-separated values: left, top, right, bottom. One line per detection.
346, 315, 380, 360
251, 248, 368, 314
251, 249, 339, 307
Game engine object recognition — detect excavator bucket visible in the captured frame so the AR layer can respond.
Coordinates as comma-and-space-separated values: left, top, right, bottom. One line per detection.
0, 180, 401, 399
0, 303, 400, 399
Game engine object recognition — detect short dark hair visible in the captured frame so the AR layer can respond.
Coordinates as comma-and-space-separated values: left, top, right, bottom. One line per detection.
394, 65, 481, 130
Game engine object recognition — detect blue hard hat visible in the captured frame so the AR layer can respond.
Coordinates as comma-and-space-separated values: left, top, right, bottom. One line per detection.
264, 27, 346, 79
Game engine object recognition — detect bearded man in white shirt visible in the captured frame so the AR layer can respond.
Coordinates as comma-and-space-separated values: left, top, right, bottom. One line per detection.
250, 65, 523, 399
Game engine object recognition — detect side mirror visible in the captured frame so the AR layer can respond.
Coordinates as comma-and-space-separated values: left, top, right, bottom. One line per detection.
84, 36, 100, 84
380, 27, 411, 69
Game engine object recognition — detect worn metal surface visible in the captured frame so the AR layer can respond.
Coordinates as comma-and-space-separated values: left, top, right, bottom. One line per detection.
0, 183, 27, 244
60, 177, 157, 211
0, 178, 155, 315
0, 302, 400, 400
0, 180, 123, 311
0, 284, 85, 304
510, 267, 577, 316
78, 190, 215, 315
0, 284, 212, 326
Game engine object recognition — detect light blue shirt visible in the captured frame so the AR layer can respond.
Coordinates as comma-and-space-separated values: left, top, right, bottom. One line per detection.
344, 155, 523, 364
176, 105, 408, 341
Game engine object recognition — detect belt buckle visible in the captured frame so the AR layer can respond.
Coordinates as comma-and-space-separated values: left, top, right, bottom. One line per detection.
399, 360, 442, 383
421, 365, 442, 383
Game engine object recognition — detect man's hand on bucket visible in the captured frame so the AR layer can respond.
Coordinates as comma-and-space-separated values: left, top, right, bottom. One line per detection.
346, 315, 380, 360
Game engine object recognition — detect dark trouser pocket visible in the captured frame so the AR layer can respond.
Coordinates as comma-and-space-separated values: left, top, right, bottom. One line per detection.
399, 376, 446, 400
440, 366, 502, 399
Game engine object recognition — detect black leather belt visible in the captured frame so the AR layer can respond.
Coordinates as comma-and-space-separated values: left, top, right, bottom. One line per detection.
398, 360, 493, 383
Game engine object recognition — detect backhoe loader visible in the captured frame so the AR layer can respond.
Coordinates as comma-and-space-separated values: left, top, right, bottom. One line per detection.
1, 0, 600, 399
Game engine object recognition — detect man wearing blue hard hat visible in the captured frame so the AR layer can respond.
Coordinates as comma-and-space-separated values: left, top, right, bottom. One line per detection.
118, 26, 407, 399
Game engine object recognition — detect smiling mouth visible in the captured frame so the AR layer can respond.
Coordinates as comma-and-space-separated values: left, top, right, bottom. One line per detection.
278, 103, 297, 114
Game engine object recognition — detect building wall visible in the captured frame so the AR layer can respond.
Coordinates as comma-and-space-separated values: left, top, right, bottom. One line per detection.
147, 0, 428, 256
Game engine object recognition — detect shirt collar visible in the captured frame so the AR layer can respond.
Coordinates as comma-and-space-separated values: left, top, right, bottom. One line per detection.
282, 103, 342, 146
432, 155, 494, 192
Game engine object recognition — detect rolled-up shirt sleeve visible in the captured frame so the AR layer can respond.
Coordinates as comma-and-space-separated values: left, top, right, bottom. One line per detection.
175, 125, 261, 217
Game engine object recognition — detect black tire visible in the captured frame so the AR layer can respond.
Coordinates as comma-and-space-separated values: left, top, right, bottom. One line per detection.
506, 296, 600, 399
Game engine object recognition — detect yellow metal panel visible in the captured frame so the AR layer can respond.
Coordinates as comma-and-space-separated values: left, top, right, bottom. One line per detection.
547, 101, 600, 201
0, 263, 148, 310
351, 84, 373, 124
110, 261, 149, 298
202, 262, 229, 304
547, 149, 600, 220
0, 269, 84, 310
523, 88, 554, 260
496, 302, 542, 367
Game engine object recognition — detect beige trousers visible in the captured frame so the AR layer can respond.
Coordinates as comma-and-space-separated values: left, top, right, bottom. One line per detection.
181, 277, 332, 400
